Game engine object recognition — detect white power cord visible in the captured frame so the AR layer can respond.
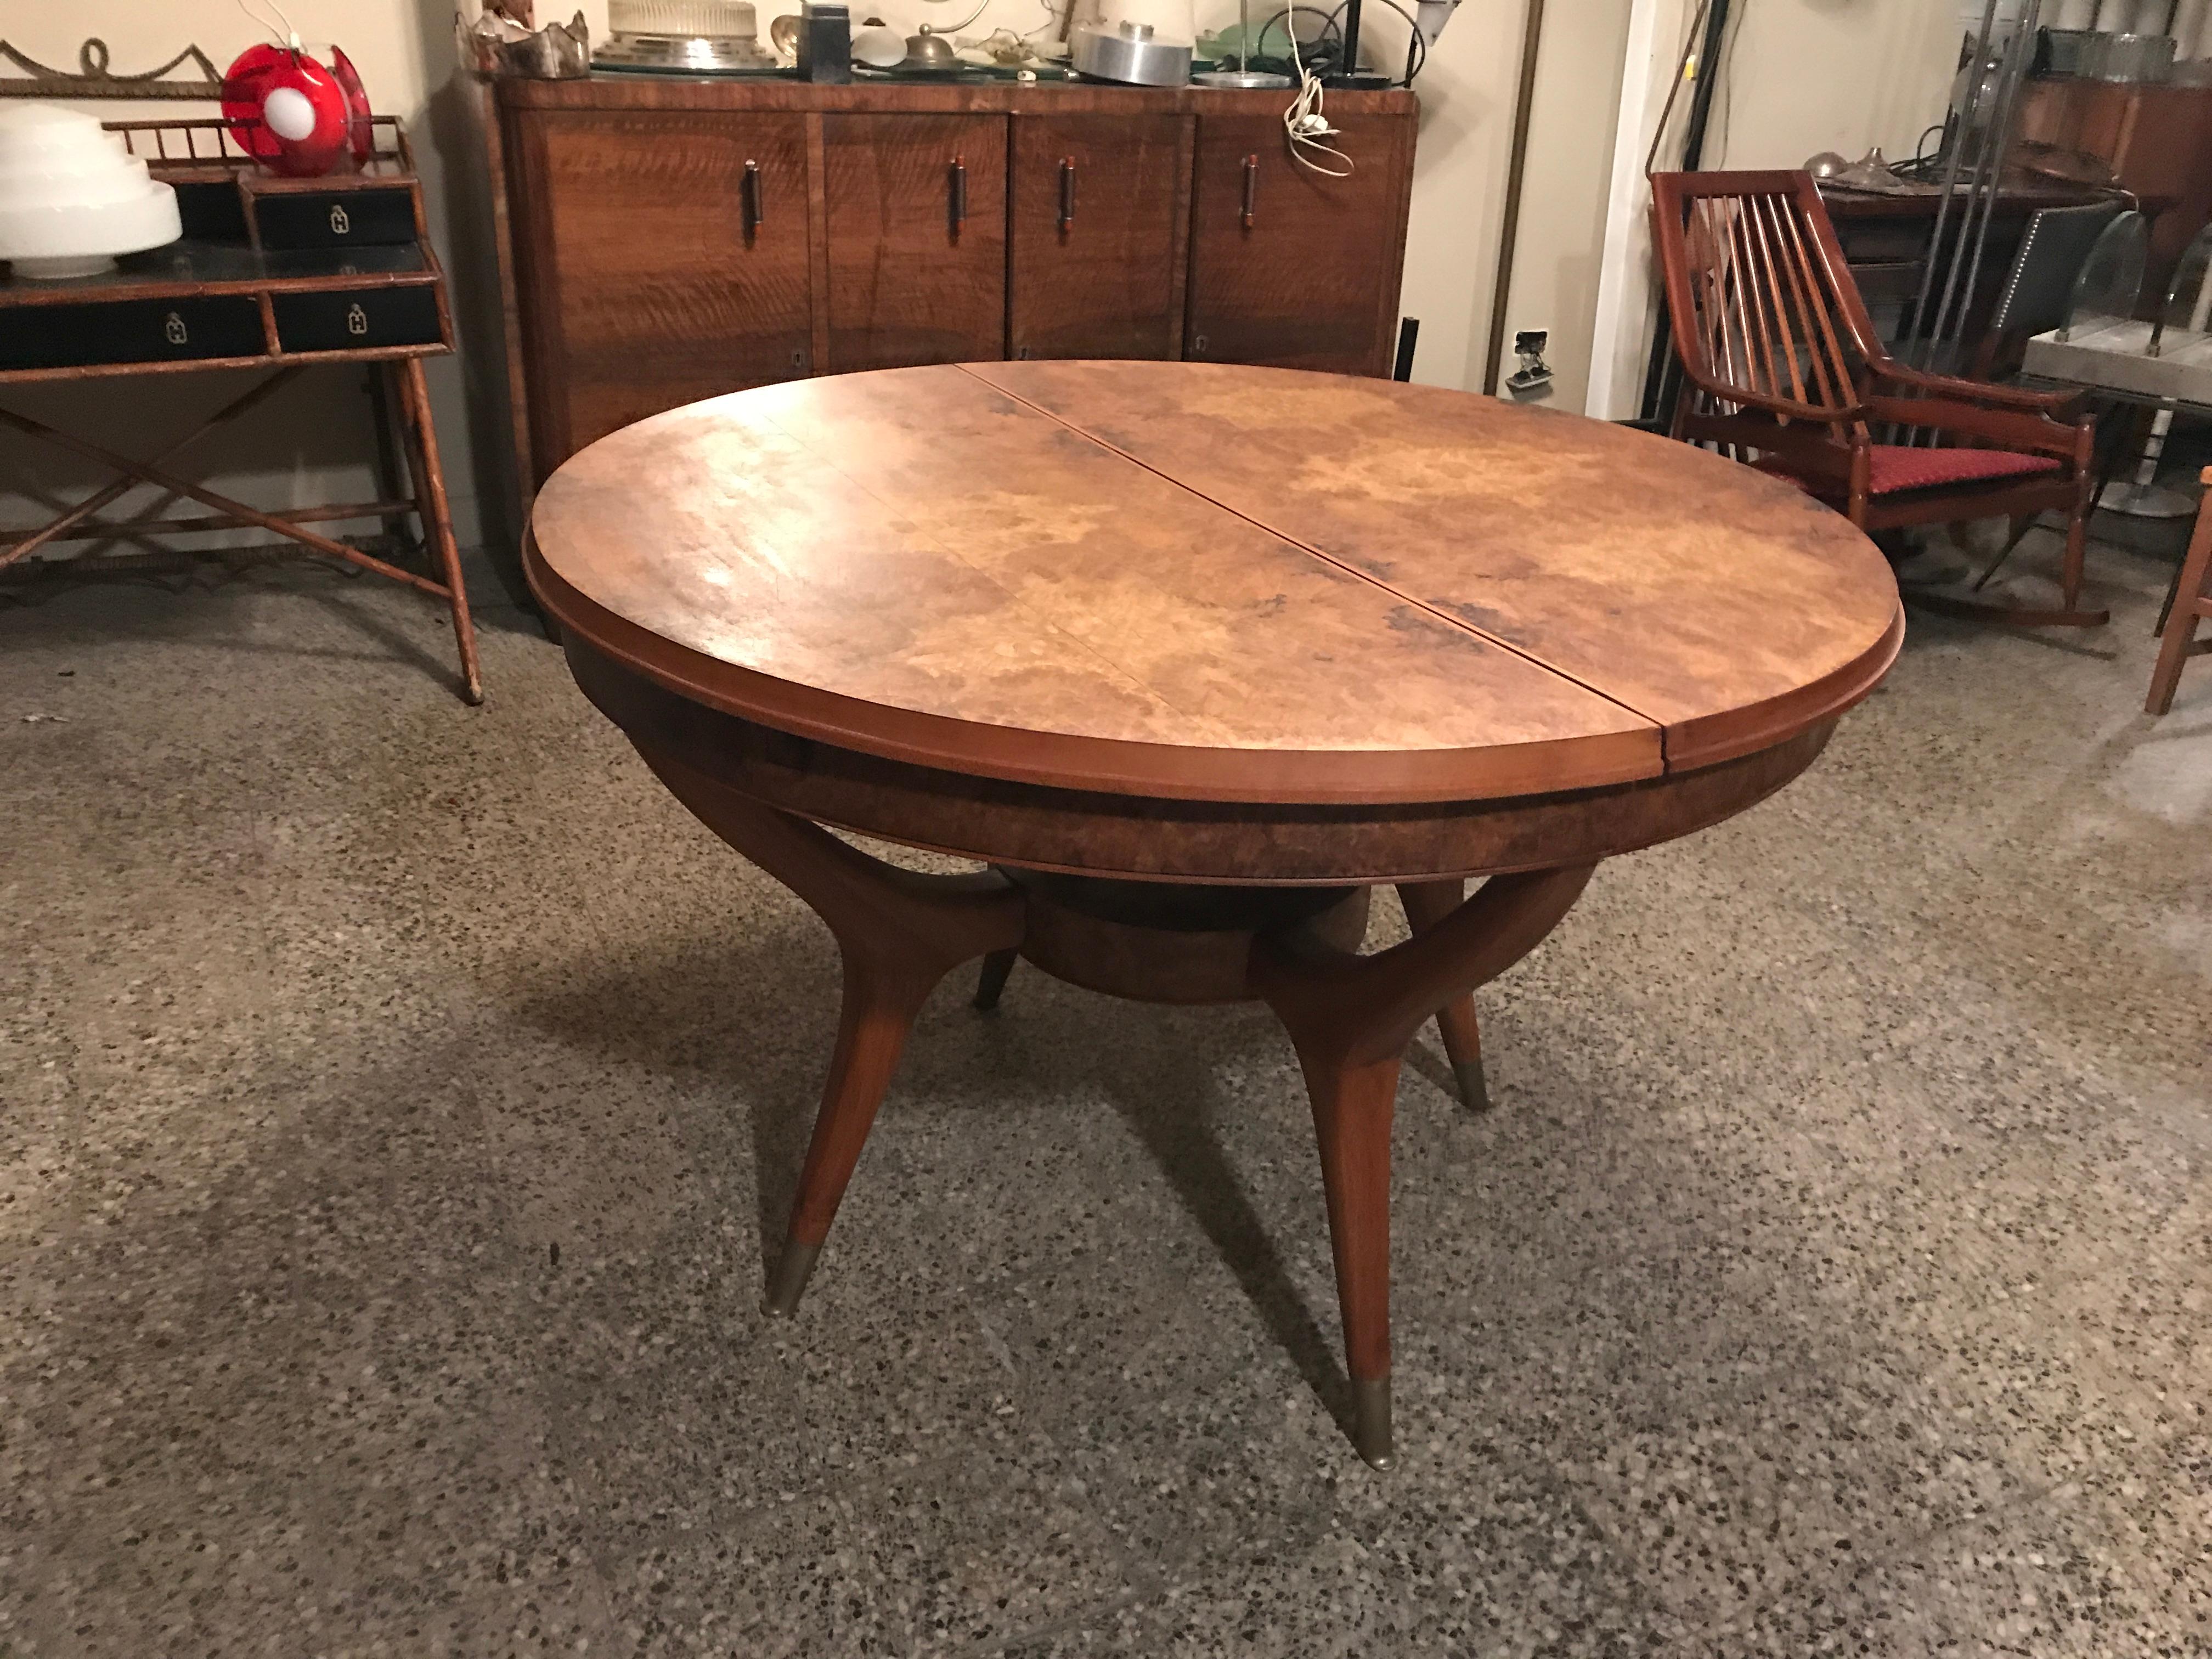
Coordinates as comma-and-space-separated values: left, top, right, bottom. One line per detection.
235, 0, 304, 49
1282, 17, 1351, 177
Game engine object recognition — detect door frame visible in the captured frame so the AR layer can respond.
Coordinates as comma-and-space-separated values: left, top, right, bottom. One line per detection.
1585, 0, 1679, 419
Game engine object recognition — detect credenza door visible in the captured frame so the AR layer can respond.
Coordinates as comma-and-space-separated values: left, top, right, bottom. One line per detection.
1184, 115, 1414, 378
509, 110, 813, 480
1008, 112, 1189, 362
821, 112, 1007, 373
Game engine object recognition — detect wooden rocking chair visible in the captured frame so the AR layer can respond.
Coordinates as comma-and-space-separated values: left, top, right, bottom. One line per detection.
1651, 170, 2106, 628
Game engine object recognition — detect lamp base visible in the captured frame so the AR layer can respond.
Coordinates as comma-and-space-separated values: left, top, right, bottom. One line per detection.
2098, 480, 2195, 520
1193, 68, 1292, 86
10, 253, 119, 280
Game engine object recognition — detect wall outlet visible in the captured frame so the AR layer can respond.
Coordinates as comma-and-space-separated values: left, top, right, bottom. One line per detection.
1506, 328, 1554, 397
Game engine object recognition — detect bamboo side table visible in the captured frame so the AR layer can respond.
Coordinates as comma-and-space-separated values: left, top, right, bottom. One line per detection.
0, 115, 481, 703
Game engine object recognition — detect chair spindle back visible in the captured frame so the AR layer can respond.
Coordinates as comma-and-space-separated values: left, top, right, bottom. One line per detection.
1653, 172, 1882, 424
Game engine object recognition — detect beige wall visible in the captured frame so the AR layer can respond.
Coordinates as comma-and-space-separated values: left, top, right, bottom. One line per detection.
1708, 0, 1960, 171
1489, 0, 1635, 411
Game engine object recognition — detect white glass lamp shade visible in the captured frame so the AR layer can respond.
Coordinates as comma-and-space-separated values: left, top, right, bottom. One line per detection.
0, 104, 182, 280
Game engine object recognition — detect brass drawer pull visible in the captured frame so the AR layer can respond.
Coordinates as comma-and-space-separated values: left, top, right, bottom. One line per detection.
1242, 154, 1259, 229
1058, 156, 1077, 232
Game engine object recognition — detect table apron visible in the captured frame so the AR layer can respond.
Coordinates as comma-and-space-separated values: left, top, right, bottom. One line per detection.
568, 639, 1835, 885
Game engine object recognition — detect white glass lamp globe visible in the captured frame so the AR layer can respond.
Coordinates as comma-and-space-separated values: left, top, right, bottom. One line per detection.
262, 85, 318, 142
0, 103, 183, 280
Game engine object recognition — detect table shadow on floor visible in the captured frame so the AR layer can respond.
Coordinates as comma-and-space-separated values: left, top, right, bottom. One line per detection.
507, 928, 1361, 1444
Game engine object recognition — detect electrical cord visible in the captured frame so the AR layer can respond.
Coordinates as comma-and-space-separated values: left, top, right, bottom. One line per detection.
917, 0, 992, 33
1259, 5, 1352, 176
1254, 7, 1343, 70
235, 0, 302, 48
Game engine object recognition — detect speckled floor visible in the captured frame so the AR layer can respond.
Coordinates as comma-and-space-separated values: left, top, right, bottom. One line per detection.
0, 523, 2207, 1658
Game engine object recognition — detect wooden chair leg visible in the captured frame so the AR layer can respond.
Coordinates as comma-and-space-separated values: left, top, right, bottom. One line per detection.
631, 744, 1026, 1311
1252, 864, 1595, 1469
2148, 487, 2212, 716
2155, 555, 2187, 637
2059, 482, 2091, 617
1395, 879, 1487, 1109
390, 358, 485, 706
1967, 512, 2039, 595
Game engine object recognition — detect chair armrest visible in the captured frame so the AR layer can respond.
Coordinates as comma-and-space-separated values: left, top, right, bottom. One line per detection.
1682, 409, 1858, 479
1675, 363, 1863, 426
1861, 394, 2083, 461
1872, 362, 2085, 417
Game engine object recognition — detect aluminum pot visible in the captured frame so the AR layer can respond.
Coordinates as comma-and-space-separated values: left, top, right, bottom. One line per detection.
1069, 19, 1190, 85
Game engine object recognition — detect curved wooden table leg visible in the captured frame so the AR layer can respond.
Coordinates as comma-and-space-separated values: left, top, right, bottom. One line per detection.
1396, 879, 1487, 1110
1253, 863, 1596, 1469
973, 948, 1017, 1011
637, 745, 1025, 1313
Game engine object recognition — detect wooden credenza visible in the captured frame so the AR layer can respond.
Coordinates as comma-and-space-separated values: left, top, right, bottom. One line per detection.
486, 76, 1418, 497
2017, 78, 2212, 301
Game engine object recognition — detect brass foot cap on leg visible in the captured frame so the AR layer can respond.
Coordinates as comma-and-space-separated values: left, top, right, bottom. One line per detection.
1454, 1060, 1491, 1113
763, 1239, 822, 1317
1352, 1376, 1395, 1471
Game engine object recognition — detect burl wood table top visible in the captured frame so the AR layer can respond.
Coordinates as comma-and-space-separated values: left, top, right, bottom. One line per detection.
527, 362, 1901, 806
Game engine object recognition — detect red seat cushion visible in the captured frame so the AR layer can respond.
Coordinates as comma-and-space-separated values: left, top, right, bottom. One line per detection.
1863, 445, 2062, 495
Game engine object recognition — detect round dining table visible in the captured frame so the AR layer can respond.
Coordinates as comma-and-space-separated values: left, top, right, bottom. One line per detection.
525, 360, 1903, 1470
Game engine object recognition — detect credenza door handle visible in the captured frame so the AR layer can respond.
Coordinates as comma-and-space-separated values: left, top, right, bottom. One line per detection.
950, 154, 967, 235
1241, 154, 1259, 230
743, 159, 764, 236
1058, 156, 1077, 232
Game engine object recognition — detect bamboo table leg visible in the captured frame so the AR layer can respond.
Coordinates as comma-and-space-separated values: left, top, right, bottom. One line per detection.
390, 359, 484, 706
1253, 864, 1596, 1469
0, 397, 482, 702
0, 371, 298, 573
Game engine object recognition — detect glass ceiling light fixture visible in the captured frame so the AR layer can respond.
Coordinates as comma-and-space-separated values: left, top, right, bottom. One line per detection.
0, 103, 181, 279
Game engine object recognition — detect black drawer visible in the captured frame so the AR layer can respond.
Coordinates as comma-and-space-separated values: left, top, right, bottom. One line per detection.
0, 296, 264, 371
254, 188, 417, 250
174, 179, 250, 244
272, 285, 442, 352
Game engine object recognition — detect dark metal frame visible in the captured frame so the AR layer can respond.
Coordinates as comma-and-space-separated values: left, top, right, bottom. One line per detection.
0, 37, 223, 99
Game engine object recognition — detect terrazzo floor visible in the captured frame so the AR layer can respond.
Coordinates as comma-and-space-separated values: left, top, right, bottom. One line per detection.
0, 523, 2207, 1657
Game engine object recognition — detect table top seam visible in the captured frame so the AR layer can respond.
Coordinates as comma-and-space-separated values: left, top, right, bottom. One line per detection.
955, 362, 1669, 748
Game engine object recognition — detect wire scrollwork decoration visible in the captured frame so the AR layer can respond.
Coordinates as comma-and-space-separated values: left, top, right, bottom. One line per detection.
0, 38, 227, 100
